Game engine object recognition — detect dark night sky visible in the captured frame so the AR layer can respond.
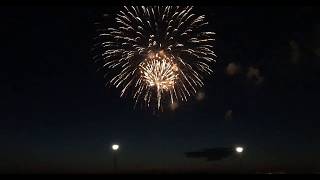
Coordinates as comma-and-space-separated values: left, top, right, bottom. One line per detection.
1, 5, 320, 173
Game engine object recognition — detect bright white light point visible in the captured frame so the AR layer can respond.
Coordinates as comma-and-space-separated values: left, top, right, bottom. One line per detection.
112, 144, 119, 151
235, 147, 243, 153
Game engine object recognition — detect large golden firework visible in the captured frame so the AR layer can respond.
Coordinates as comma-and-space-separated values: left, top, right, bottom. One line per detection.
94, 6, 216, 110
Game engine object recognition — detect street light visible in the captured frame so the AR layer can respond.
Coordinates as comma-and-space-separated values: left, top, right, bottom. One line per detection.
235, 146, 244, 153
112, 144, 119, 172
112, 144, 119, 151
235, 146, 244, 173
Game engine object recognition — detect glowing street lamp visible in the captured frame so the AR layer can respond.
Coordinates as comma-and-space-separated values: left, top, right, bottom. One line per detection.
111, 144, 119, 172
235, 146, 244, 173
235, 146, 244, 153
112, 144, 119, 151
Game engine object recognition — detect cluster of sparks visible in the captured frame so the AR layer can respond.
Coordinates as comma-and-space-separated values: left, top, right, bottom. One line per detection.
95, 6, 216, 110
139, 51, 179, 109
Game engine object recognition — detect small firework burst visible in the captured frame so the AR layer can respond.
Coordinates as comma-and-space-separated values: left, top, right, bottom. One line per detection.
139, 51, 180, 109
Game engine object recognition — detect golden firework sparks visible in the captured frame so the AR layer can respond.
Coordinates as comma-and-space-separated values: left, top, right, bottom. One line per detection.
94, 6, 216, 111
139, 51, 179, 109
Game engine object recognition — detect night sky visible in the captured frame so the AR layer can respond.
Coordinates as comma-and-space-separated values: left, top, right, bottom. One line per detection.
1, 5, 320, 173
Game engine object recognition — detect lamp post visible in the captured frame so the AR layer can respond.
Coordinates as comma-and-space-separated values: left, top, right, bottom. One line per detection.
235, 146, 244, 173
112, 144, 119, 172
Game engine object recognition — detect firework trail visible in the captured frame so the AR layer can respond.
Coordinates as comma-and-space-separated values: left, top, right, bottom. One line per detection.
94, 6, 216, 110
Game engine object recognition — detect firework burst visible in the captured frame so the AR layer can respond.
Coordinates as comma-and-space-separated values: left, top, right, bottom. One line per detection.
94, 6, 216, 110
